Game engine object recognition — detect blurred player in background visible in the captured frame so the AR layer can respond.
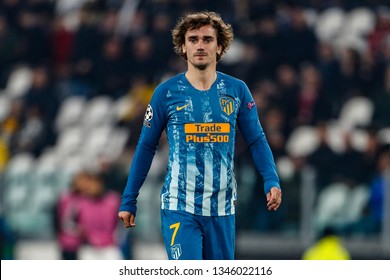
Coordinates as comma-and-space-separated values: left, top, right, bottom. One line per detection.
118, 11, 282, 260
302, 227, 351, 260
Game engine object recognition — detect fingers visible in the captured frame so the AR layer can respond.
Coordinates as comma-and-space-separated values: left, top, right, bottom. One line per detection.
266, 187, 282, 211
129, 214, 136, 227
118, 211, 136, 228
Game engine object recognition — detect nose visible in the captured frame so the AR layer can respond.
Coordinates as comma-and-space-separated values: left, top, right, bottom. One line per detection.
196, 40, 205, 50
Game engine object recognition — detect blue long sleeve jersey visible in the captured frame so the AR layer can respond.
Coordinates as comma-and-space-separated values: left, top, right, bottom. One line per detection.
119, 72, 280, 217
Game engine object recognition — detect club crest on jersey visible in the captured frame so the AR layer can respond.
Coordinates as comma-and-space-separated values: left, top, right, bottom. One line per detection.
171, 244, 182, 260
220, 96, 234, 116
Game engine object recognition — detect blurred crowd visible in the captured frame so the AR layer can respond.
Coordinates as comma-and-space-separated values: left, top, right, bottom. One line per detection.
1, 0, 390, 259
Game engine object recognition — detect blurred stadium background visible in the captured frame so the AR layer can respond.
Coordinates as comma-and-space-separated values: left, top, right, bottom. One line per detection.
0, 0, 389, 260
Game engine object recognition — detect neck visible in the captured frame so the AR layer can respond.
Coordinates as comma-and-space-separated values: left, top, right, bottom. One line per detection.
185, 64, 217, 91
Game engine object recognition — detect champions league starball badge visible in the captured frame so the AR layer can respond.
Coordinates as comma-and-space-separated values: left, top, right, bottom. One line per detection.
143, 104, 153, 127
144, 104, 153, 121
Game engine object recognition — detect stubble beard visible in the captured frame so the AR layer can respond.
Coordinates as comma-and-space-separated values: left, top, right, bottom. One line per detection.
190, 58, 210, 71
194, 63, 207, 71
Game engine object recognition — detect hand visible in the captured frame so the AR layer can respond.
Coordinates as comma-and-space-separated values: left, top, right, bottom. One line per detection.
266, 187, 282, 211
118, 211, 136, 228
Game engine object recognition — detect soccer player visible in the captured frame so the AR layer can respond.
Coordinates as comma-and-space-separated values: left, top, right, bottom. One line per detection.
118, 11, 282, 260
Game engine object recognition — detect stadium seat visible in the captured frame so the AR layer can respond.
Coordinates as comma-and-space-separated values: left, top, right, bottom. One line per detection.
220, 39, 245, 64
314, 182, 370, 234
78, 245, 123, 260
378, 127, 390, 145
31, 149, 63, 208
314, 182, 349, 232
81, 96, 115, 129
338, 96, 374, 130
334, 33, 368, 54
303, 8, 318, 28
4, 66, 33, 99
326, 121, 346, 153
2, 153, 36, 235
343, 184, 370, 225
55, 125, 83, 158
112, 95, 132, 122
286, 125, 319, 157
326, 123, 369, 153
314, 7, 345, 43
276, 156, 295, 181
55, 95, 86, 132
343, 7, 376, 37
350, 129, 369, 152
80, 125, 112, 165
3, 152, 35, 186
14, 240, 60, 260
0, 94, 10, 122
55, 153, 85, 191
101, 127, 130, 162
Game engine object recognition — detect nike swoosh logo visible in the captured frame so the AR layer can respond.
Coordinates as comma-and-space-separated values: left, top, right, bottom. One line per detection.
176, 104, 190, 111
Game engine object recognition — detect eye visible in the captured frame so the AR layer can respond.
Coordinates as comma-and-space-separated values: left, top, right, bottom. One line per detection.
188, 38, 197, 43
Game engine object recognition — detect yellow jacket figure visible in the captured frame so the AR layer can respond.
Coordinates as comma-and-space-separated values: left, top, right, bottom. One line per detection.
303, 228, 351, 260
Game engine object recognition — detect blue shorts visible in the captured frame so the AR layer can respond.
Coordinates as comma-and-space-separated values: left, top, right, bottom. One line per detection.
161, 209, 235, 260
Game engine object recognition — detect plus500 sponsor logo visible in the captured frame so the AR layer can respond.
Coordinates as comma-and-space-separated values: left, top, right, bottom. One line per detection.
184, 123, 230, 143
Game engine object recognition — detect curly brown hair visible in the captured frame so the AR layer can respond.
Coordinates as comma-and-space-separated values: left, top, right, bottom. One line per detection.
172, 11, 234, 62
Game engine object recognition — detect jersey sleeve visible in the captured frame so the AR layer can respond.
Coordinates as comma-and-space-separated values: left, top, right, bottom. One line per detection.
236, 81, 281, 195
119, 85, 167, 215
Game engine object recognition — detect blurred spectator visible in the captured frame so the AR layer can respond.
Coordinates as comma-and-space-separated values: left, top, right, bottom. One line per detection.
56, 171, 89, 260
125, 34, 157, 84
12, 106, 45, 156
0, 137, 9, 172
56, 170, 122, 260
302, 227, 351, 260
16, 8, 51, 66
338, 48, 373, 101
95, 36, 128, 97
97, 156, 133, 259
0, 0, 22, 28
220, 41, 267, 89
334, 131, 367, 188
77, 172, 122, 260
0, 99, 24, 146
278, 5, 318, 67
342, 147, 390, 236
313, 130, 371, 233
316, 42, 343, 113
244, 15, 282, 79
0, 13, 20, 88
372, 64, 390, 128
368, 6, 390, 87
22, 65, 58, 151
149, 11, 174, 70
361, 147, 389, 234
307, 122, 339, 190
361, 126, 383, 185
69, 5, 100, 98
118, 79, 154, 150
0, 215, 14, 259
294, 63, 333, 127
50, 16, 74, 77
262, 106, 288, 160
274, 64, 299, 135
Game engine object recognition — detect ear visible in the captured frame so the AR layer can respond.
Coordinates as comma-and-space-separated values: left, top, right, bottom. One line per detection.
182, 44, 186, 54
217, 46, 222, 55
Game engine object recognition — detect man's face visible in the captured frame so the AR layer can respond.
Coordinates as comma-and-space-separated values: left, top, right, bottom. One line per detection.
182, 25, 221, 70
